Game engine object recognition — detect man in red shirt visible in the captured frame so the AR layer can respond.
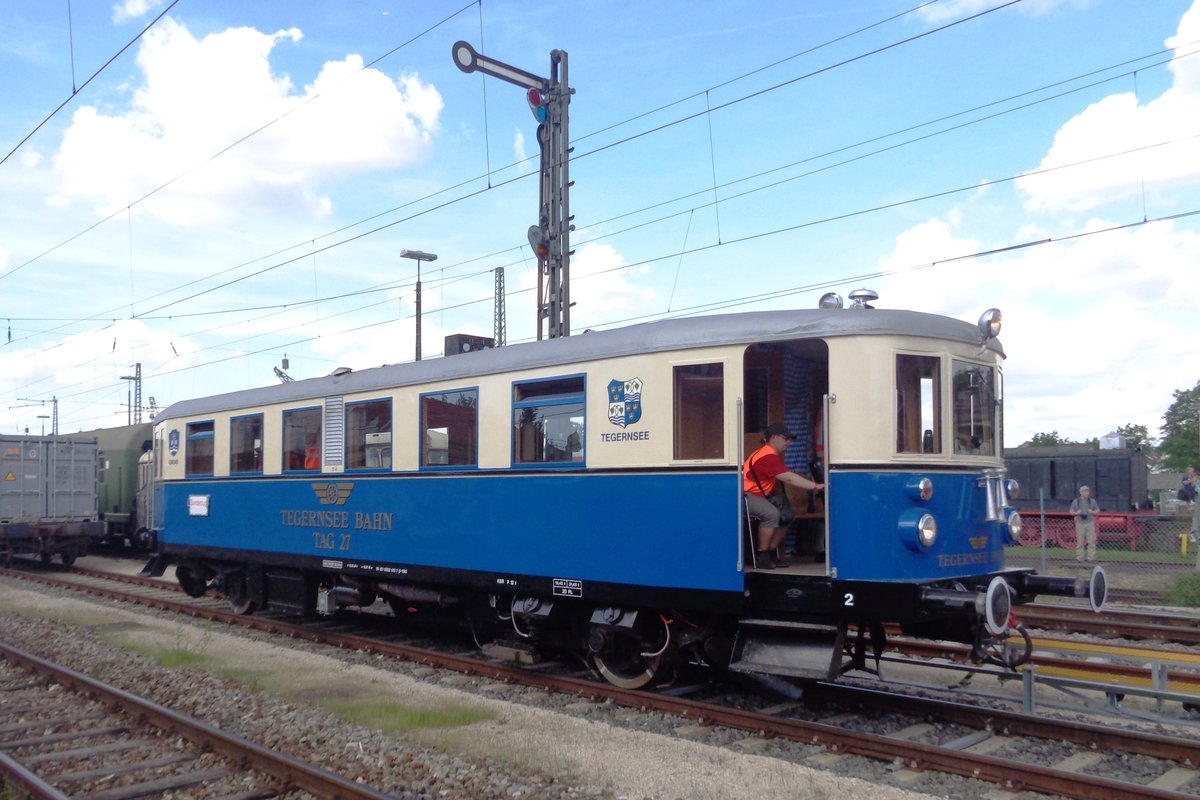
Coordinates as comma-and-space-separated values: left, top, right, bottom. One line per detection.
744, 423, 823, 568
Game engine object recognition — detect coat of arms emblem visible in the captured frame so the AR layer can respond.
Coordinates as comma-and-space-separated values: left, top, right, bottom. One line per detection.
607, 377, 643, 428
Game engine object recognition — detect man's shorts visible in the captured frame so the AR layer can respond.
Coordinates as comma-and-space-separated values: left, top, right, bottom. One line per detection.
745, 492, 781, 527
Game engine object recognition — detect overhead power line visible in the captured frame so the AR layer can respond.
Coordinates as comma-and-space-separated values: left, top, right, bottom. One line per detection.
0, 0, 181, 169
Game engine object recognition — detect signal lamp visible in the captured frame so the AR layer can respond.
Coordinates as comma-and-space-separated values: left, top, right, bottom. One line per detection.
527, 224, 549, 261
527, 88, 548, 123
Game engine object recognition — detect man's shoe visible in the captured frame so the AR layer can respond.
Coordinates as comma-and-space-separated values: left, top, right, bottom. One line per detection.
755, 552, 776, 569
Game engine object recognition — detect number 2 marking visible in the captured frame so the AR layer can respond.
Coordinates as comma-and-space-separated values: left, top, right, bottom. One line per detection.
843, 592, 855, 607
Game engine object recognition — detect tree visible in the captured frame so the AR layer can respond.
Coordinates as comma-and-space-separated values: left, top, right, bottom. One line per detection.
1023, 431, 1074, 447
1117, 423, 1154, 451
1117, 422, 1160, 471
1159, 381, 1200, 471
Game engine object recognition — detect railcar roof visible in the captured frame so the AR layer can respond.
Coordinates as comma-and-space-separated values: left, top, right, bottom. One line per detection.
156, 307, 1003, 422
67, 423, 154, 451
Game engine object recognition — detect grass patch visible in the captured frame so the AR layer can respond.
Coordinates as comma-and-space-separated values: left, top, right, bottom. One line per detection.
1166, 572, 1200, 607
325, 699, 494, 732
120, 621, 216, 670
155, 648, 209, 668
1005, 545, 1193, 565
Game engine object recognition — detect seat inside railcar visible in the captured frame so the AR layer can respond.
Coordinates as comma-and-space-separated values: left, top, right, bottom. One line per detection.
742, 341, 829, 574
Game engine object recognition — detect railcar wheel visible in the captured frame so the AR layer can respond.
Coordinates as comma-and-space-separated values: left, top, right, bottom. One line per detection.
176, 565, 209, 598
59, 552, 76, 567
589, 618, 673, 690
39, 551, 52, 565
225, 572, 257, 615
592, 650, 664, 690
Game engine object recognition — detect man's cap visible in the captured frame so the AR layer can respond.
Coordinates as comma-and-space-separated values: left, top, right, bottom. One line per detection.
763, 423, 796, 440
1079, 485, 1089, 492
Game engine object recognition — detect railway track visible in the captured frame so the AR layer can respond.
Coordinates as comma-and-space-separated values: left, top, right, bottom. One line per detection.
0, 640, 398, 800
4, 561, 1200, 800
1018, 603, 1200, 645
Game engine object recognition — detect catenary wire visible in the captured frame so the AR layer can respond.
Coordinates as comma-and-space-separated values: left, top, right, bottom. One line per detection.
4, 1, 1007, 333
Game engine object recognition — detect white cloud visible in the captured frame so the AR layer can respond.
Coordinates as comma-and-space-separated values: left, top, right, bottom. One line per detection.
1017, 3, 1200, 213
877, 212, 1200, 445
50, 17, 443, 226
0, 318, 198, 434
875, 216, 984, 318
513, 129, 529, 171
513, 243, 656, 332
113, 0, 162, 23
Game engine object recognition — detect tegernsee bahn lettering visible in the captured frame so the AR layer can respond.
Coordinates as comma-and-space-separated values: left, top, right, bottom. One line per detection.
280, 509, 394, 531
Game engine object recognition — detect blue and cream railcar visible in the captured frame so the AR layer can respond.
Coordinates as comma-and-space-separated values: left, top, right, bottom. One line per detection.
144, 296, 1103, 687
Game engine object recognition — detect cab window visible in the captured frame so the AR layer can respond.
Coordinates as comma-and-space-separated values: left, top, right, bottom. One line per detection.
953, 360, 999, 456
513, 376, 585, 464
896, 355, 940, 454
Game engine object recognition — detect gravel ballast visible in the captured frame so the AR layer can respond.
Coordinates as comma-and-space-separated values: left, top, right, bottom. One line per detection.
0, 578, 936, 800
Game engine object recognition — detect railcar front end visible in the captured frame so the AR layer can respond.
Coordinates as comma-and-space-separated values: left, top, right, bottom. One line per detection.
731, 298, 1105, 680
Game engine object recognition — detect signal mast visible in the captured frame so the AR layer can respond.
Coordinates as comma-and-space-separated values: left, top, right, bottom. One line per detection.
452, 41, 574, 340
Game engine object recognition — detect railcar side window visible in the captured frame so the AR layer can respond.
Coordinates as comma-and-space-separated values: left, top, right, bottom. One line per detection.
421, 388, 478, 467
674, 363, 724, 459
346, 399, 392, 469
283, 407, 322, 471
185, 421, 214, 476
896, 355, 941, 454
952, 360, 998, 456
230, 414, 263, 474
512, 376, 585, 464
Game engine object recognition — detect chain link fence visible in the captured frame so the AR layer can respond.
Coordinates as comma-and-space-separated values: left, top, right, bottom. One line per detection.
1006, 497, 1200, 604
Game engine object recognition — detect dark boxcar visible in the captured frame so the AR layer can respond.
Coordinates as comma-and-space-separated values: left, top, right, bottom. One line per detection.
1004, 446, 1149, 512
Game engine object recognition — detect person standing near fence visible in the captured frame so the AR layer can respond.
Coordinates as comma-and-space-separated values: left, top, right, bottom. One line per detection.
1070, 485, 1100, 562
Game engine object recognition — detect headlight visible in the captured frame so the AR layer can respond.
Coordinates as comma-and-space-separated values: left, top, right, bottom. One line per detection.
1006, 510, 1022, 544
1005, 479, 1020, 500
899, 510, 939, 552
978, 308, 1002, 340
917, 514, 938, 547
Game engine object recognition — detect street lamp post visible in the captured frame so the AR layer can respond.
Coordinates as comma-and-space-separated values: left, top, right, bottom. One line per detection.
400, 249, 438, 362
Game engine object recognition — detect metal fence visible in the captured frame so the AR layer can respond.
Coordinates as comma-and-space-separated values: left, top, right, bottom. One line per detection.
1006, 502, 1200, 604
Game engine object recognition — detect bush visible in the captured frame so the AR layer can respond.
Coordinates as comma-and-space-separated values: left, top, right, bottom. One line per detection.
1166, 571, 1200, 607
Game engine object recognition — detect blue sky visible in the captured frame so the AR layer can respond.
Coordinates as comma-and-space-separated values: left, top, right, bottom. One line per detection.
1, 0, 1197, 446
